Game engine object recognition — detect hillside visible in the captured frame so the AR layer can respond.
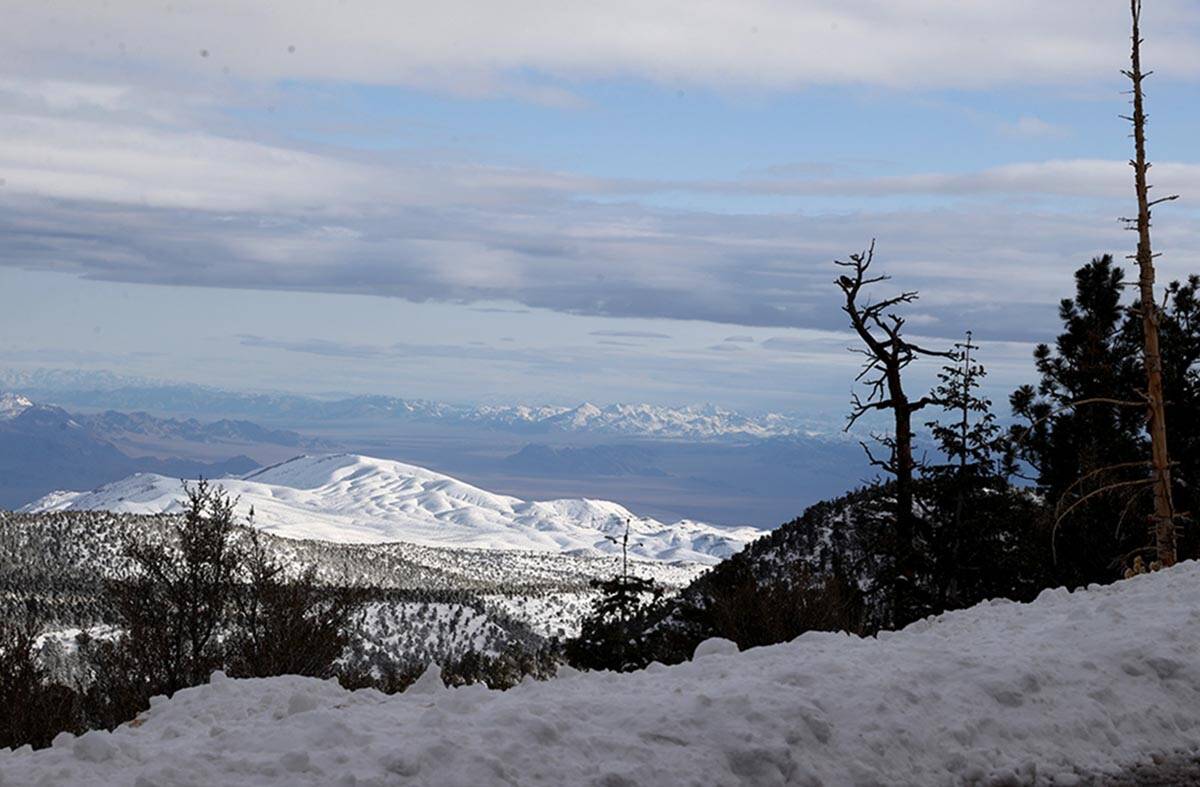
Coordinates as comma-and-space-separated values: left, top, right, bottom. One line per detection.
1, 509, 701, 659
24, 453, 765, 564
5, 560, 1198, 785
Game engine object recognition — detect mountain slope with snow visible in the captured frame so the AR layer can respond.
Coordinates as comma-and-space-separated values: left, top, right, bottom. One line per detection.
0, 392, 34, 420
7, 561, 1199, 785
23, 453, 764, 564
3, 369, 829, 440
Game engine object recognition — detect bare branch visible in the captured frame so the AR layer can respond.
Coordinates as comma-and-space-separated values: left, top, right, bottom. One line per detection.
1053, 477, 1155, 563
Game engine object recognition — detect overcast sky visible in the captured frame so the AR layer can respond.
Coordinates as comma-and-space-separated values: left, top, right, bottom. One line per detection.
1, 1, 1199, 414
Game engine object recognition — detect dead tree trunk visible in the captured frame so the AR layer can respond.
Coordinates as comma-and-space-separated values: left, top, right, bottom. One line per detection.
836, 241, 953, 624
1124, 0, 1178, 567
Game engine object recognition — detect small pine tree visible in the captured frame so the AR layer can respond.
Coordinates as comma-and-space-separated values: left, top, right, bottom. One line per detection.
926, 332, 1004, 485
922, 334, 1036, 607
566, 520, 661, 672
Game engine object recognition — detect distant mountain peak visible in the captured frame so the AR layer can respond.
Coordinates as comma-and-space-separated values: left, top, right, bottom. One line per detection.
0, 392, 34, 420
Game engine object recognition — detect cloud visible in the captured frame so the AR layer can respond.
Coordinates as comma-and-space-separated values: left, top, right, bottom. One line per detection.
1, 57, 1199, 347
590, 330, 672, 339
236, 335, 387, 360
1000, 115, 1070, 139
6, 172, 1198, 343
723, 335, 756, 343
5, 106, 1196, 215
762, 337, 811, 353
4, 2, 1199, 95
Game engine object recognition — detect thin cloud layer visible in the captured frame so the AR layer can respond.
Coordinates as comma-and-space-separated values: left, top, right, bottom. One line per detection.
5, 1, 1200, 92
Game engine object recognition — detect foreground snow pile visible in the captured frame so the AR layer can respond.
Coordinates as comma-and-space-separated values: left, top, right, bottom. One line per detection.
6, 563, 1200, 786
22, 453, 764, 564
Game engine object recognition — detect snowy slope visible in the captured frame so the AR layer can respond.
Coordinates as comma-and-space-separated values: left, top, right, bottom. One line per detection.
22, 453, 764, 564
7, 562, 1200, 785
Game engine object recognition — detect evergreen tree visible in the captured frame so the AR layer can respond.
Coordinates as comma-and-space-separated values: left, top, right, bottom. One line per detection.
1009, 256, 1149, 584
565, 520, 661, 672
927, 332, 1004, 484
923, 336, 1046, 607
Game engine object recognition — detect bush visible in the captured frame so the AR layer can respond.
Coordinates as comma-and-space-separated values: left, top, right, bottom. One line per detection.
226, 530, 362, 680
0, 616, 81, 750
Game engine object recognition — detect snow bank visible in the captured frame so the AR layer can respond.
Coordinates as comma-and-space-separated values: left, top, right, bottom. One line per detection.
5, 563, 1200, 786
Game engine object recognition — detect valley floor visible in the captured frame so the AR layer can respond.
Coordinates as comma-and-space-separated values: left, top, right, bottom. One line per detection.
4, 563, 1199, 786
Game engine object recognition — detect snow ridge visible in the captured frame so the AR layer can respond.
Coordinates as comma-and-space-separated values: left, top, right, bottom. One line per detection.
21, 453, 764, 564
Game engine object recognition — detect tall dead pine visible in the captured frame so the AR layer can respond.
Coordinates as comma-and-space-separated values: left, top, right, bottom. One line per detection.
1123, 0, 1178, 567
836, 241, 952, 623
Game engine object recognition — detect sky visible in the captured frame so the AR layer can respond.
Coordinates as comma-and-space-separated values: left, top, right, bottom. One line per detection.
1, 1, 1199, 415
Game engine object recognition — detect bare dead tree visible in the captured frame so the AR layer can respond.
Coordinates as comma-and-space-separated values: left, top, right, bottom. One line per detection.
1122, 0, 1179, 567
836, 240, 953, 622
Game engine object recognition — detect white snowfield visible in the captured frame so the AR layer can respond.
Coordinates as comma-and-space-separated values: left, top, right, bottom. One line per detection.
22, 453, 764, 564
7, 563, 1200, 786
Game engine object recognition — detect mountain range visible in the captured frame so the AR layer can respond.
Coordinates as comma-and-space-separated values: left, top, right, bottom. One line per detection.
0, 394, 257, 509
1, 372, 871, 528
0, 369, 829, 440
24, 453, 766, 564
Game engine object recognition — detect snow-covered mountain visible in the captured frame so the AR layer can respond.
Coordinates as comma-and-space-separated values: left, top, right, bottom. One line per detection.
0, 392, 34, 420
467, 401, 807, 439
23, 453, 765, 564
2, 369, 827, 440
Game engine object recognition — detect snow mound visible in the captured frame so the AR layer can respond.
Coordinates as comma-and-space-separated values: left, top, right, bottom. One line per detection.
7, 562, 1200, 785
20, 453, 764, 564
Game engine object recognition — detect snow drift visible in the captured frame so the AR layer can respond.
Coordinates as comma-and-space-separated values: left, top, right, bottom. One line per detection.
22, 453, 764, 564
6, 561, 1200, 785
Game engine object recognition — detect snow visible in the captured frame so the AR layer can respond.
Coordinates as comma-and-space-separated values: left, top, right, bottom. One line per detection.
461, 400, 810, 439
20, 453, 765, 564
7, 561, 1200, 785
0, 391, 33, 420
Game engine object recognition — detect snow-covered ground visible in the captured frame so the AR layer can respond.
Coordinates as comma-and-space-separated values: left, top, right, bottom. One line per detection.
6, 561, 1199, 786
22, 453, 764, 564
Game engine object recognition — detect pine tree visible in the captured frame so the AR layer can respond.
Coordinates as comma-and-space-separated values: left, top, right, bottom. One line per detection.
927, 332, 1003, 488
565, 519, 661, 672
923, 334, 1041, 607
1009, 257, 1149, 584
